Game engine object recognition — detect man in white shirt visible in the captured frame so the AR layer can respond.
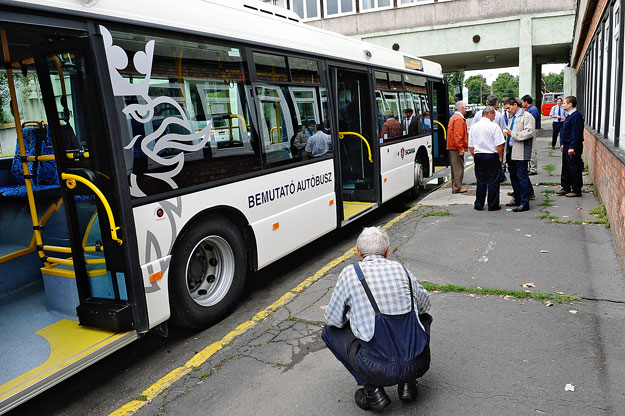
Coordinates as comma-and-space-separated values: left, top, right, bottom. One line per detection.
469, 106, 505, 211
470, 95, 507, 132
549, 98, 565, 149
305, 123, 332, 158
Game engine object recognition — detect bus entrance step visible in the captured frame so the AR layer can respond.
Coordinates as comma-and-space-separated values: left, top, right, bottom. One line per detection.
77, 300, 133, 332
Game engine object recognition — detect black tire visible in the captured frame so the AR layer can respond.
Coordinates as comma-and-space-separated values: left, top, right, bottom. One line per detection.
169, 216, 247, 329
409, 161, 425, 197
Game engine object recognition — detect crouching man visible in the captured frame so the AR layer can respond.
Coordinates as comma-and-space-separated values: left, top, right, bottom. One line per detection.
322, 227, 432, 411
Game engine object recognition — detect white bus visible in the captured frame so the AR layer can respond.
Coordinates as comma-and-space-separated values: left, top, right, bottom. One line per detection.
0, 0, 448, 411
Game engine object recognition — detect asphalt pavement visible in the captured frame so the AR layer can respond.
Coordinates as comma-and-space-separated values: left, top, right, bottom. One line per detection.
131, 121, 625, 415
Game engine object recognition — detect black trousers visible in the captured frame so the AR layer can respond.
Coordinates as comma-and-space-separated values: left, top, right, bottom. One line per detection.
474, 153, 501, 210
322, 324, 430, 387
509, 159, 532, 206
552, 122, 563, 148
561, 146, 583, 194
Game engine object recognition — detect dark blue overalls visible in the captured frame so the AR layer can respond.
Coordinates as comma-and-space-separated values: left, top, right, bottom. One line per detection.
322, 263, 432, 387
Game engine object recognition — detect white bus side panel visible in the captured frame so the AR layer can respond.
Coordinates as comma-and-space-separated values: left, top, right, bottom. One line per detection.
132, 160, 336, 320
252, 191, 336, 269
380, 137, 429, 203
140, 257, 171, 328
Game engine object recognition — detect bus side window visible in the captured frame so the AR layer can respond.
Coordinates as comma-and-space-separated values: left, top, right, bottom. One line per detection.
253, 52, 330, 166
107, 28, 262, 198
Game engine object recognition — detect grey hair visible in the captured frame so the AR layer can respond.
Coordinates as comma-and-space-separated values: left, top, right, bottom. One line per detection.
486, 94, 498, 106
454, 101, 466, 111
357, 227, 390, 257
482, 106, 496, 116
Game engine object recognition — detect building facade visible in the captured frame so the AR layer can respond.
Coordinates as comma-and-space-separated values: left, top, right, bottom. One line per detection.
572, 0, 625, 258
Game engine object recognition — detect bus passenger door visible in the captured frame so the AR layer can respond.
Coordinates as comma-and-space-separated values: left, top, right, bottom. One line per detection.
32, 38, 144, 332
330, 67, 379, 225
428, 80, 450, 167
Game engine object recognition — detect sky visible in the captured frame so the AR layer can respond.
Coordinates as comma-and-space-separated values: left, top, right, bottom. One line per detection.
464, 64, 566, 83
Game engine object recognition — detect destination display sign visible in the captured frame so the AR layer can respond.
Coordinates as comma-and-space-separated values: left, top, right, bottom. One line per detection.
403, 56, 424, 72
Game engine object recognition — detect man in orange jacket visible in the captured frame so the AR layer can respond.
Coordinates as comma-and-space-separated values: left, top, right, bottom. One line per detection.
447, 101, 469, 193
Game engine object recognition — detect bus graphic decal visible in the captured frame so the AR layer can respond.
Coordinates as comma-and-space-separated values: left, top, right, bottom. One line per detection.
100, 25, 210, 197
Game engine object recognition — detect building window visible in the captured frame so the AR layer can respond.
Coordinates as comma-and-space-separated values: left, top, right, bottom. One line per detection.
399, 0, 431, 6
324, 0, 355, 17
361, 0, 392, 11
291, 0, 319, 20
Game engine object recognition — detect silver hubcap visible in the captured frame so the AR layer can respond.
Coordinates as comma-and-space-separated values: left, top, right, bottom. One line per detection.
185, 236, 235, 307
414, 162, 424, 189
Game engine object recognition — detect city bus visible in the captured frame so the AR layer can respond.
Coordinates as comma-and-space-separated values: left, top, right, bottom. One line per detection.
541, 91, 564, 116
0, 0, 448, 412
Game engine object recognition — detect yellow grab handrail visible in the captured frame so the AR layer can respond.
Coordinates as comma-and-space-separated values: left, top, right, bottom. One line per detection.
230, 114, 248, 132
61, 173, 123, 245
46, 256, 106, 266
269, 126, 282, 144
1, 29, 47, 265
433, 120, 447, 141
338, 131, 373, 163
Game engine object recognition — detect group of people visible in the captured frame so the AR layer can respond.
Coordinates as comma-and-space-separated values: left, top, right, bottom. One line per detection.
447, 94, 585, 212
291, 123, 332, 159
379, 108, 432, 142
319, 95, 586, 413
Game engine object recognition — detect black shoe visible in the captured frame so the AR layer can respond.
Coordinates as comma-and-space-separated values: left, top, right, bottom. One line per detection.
488, 205, 502, 211
474, 205, 484, 211
397, 381, 419, 402
506, 200, 520, 207
355, 387, 390, 411
512, 205, 530, 212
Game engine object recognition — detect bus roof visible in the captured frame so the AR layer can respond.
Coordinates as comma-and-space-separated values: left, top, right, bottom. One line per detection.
5, 0, 443, 79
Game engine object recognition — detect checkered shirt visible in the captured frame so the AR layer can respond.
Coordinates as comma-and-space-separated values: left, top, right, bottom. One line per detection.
324, 255, 431, 342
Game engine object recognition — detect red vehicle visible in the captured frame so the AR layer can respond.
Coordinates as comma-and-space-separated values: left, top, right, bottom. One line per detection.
541, 92, 564, 116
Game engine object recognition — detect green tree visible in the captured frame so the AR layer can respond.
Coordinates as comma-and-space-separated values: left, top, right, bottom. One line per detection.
464, 74, 489, 104
543, 71, 564, 93
491, 72, 519, 101
445, 71, 464, 103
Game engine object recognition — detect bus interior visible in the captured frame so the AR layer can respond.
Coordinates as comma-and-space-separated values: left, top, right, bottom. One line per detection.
0, 23, 137, 411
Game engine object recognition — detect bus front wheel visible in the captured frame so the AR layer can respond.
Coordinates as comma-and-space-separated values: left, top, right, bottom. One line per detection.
169, 216, 247, 329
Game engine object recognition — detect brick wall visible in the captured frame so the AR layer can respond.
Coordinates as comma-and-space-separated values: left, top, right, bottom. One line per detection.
584, 128, 625, 256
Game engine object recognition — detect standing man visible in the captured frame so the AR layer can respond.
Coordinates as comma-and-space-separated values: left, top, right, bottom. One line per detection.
305, 123, 331, 158
447, 101, 469, 194
380, 112, 403, 141
550, 98, 566, 149
470, 95, 507, 132
503, 97, 535, 212
322, 227, 431, 411
402, 108, 422, 137
469, 107, 505, 211
557, 96, 584, 197
522, 95, 540, 175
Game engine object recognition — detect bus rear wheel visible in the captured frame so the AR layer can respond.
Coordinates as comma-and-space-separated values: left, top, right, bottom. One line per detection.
410, 161, 425, 197
169, 216, 247, 329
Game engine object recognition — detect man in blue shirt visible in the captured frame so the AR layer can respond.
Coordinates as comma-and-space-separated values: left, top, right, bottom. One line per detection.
522, 95, 540, 175
549, 98, 566, 149
556, 96, 584, 197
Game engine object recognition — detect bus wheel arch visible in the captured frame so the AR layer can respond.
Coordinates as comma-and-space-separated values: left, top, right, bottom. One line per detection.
411, 146, 430, 196
168, 207, 255, 329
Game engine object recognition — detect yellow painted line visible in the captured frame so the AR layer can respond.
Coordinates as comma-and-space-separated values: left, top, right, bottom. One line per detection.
0, 319, 127, 401
438, 162, 475, 190
110, 200, 428, 416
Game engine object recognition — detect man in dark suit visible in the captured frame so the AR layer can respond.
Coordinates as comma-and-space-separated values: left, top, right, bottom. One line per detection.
402, 108, 422, 137
557, 96, 584, 197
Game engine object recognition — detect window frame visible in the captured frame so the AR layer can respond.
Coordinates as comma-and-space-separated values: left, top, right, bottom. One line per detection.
359, 0, 394, 13
322, 0, 357, 18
